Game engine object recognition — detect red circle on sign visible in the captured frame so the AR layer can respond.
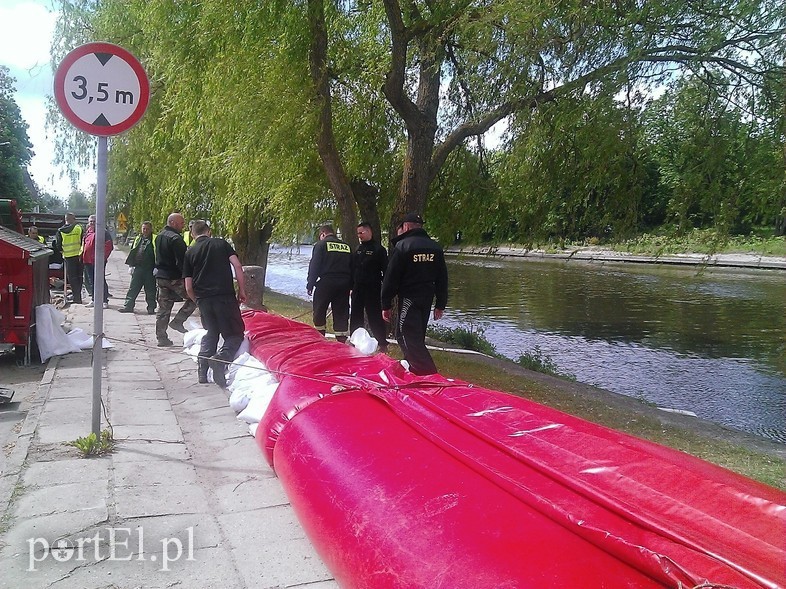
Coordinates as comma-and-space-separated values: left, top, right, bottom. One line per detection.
54, 42, 150, 136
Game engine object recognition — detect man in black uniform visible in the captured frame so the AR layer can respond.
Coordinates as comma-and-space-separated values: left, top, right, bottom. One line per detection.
350, 222, 388, 352
381, 213, 448, 375
307, 224, 353, 343
184, 220, 247, 387
154, 212, 197, 347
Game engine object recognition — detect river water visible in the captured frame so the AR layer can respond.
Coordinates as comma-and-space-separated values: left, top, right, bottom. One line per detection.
265, 245, 786, 443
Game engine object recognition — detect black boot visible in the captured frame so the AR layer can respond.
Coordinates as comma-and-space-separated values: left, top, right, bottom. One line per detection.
197, 358, 209, 384
209, 356, 227, 388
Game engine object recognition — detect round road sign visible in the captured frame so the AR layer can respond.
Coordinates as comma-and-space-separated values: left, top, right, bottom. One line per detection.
54, 42, 150, 136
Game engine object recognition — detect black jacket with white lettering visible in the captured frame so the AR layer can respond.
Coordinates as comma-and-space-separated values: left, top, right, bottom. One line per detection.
307, 234, 353, 290
381, 228, 448, 310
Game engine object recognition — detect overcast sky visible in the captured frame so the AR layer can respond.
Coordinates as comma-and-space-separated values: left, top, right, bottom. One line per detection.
1, 0, 92, 199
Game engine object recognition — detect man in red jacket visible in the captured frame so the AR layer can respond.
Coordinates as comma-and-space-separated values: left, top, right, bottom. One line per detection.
82, 215, 114, 309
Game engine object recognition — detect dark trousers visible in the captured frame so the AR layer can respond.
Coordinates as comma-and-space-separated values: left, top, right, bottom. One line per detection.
84, 264, 111, 299
198, 294, 245, 361
396, 296, 437, 376
123, 266, 156, 311
84, 263, 109, 303
312, 279, 351, 336
155, 277, 197, 341
350, 282, 387, 347
64, 256, 83, 303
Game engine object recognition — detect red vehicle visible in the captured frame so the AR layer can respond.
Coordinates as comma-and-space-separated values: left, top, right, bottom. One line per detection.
0, 225, 52, 363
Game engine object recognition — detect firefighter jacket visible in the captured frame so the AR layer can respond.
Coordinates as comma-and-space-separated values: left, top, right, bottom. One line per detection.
381, 227, 448, 310
307, 234, 353, 291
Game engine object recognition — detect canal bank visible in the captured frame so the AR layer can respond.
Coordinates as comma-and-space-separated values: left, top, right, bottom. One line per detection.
267, 244, 786, 444
263, 289, 785, 490
446, 245, 786, 270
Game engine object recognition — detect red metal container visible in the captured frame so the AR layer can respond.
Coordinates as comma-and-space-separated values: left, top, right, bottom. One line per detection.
0, 226, 52, 362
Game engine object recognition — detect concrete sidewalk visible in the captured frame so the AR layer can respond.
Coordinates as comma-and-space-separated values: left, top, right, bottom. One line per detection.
0, 250, 337, 589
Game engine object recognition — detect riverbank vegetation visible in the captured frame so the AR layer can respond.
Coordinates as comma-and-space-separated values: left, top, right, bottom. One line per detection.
263, 289, 785, 490
51, 2, 783, 262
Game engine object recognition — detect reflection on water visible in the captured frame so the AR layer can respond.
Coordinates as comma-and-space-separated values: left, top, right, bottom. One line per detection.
266, 245, 786, 443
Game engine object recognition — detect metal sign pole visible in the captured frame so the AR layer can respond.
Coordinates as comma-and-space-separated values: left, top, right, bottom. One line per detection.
92, 135, 108, 437
54, 43, 149, 439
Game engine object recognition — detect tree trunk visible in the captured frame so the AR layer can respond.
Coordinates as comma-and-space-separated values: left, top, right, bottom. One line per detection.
382, 2, 442, 235
350, 179, 382, 241
308, 0, 358, 247
391, 125, 436, 233
232, 205, 273, 306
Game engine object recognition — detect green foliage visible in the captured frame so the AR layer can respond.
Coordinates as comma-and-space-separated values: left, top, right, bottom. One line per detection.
643, 77, 785, 235
618, 229, 786, 257
67, 429, 114, 457
0, 66, 34, 209
516, 347, 575, 380
426, 324, 500, 358
49, 0, 784, 247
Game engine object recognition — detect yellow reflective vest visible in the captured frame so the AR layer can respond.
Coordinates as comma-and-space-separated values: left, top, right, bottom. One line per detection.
60, 225, 83, 258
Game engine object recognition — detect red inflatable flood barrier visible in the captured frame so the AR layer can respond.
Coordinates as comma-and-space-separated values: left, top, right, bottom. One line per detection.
244, 310, 786, 589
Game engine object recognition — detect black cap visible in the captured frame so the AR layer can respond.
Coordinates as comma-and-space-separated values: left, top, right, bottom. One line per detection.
403, 213, 424, 224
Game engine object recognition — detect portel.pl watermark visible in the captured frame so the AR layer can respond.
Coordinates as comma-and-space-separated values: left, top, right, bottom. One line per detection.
27, 526, 195, 572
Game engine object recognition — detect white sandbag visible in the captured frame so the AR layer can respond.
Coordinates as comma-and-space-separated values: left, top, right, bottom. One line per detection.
236, 381, 279, 423
229, 386, 252, 413
227, 351, 252, 383
36, 304, 82, 362
67, 328, 112, 349
229, 357, 274, 387
183, 328, 207, 349
235, 336, 250, 357
184, 316, 203, 332
350, 327, 377, 355
66, 327, 92, 349
248, 423, 258, 437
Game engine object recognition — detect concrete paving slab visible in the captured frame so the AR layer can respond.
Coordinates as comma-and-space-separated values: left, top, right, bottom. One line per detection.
189, 420, 250, 443
0, 507, 110, 554
218, 505, 308, 546
22, 458, 110, 487
12, 481, 108, 518
1, 544, 245, 589
230, 534, 334, 589
112, 424, 183, 443
108, 405, 180, 428
212, 475, 290, 513
110, 440, 191, 464
114, 483, 211, 518
36, 398, 95, 424
34, 422, 94, 445
113, 460, 199, 487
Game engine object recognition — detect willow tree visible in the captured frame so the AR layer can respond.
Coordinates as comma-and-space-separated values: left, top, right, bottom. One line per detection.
376, 0, 784, 233
54, 0, 784, 247
55, 0, 331, 272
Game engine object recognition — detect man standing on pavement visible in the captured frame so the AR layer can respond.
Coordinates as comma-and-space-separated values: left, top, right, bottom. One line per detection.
350, 222, 388, 352
307, 224, 353, 343
54, 212, 84, 304
154, 212, 197, 347
184, 220, 247, 387
119, 221, 157, 314
381, 213, 448, 375
82, 215, 113, 309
